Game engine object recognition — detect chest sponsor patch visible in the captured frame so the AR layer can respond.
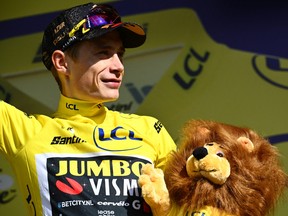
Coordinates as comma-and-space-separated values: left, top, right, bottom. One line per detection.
37, 153, 152, 216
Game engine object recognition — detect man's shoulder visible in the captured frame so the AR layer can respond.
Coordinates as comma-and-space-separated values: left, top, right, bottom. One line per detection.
0, 100, 24, 115
0, 100, 52, 121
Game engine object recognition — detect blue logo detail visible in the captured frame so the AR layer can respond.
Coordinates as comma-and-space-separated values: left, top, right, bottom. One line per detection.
252, 55, 288, 89
93, 126, 142, 152
266, 134, 288, 145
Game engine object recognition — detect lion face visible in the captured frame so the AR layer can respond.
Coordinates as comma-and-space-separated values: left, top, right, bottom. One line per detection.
186, 142, 230, 185
164, 120, 288, 216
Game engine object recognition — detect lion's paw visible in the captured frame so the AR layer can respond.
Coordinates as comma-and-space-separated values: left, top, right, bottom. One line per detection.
138, 164, 170, 216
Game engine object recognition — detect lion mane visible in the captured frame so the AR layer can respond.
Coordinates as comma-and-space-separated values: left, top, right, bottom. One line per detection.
164, 120, 288, 216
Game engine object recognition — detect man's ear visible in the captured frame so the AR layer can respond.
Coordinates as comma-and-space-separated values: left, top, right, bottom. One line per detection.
51, 50, 69, 75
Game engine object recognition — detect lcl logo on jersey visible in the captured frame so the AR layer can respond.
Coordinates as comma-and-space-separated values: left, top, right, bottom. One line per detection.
252, 55, 288, 89
93, 126, 143, 151
66, 103, 79, 110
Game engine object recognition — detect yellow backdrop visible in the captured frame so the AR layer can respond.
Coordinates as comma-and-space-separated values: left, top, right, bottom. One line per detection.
0, 1, 287, 215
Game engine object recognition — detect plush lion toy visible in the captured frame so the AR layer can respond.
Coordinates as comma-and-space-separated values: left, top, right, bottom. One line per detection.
139, 120, 288, 216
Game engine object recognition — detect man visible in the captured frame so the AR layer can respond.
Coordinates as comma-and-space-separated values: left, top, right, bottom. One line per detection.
0, 2, 176, 216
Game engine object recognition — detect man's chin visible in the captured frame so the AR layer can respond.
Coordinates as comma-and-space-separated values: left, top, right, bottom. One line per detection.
101, 95, 119, 103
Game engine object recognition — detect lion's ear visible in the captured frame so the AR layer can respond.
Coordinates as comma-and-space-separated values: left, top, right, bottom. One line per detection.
237, 137, 254, 152
197, 127, 210, 136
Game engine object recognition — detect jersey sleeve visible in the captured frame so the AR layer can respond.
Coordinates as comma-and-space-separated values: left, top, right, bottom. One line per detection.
0, 101, 41, 156
153, 120, 176, 170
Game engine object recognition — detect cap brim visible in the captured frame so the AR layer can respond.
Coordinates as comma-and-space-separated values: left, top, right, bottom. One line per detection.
83, 22, 146, 48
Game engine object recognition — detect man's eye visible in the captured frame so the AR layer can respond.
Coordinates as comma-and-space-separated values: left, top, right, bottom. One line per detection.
97, 50, 112, 59
99, 51, 109, 55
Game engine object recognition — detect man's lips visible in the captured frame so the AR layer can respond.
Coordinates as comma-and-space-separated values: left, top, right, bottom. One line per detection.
102, 78, 121, 88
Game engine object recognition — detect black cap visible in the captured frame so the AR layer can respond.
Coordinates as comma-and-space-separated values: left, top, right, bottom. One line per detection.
41, 2, 146, 70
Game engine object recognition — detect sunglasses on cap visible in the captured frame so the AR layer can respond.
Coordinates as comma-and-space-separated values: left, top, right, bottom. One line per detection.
68, 4, 121, 38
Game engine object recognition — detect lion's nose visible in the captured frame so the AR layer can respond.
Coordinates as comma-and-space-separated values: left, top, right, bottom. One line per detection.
193, 147, 208, 160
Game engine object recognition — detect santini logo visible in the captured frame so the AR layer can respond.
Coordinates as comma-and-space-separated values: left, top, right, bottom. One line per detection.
51, 135, 86, 145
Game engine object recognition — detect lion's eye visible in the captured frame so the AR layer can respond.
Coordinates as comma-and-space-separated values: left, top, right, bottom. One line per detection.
216, 151, 224, 157
206, 143, 213, 146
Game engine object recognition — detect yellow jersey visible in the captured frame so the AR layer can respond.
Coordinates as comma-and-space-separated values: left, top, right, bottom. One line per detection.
0, 95, 176, 216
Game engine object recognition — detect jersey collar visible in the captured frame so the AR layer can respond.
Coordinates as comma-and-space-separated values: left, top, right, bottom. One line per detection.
53, 94, 106, 119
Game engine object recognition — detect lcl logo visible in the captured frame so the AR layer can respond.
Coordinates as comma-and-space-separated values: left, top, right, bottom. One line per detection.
66, 103, 79, 110
173, 47, 210, 90
93, 126, 143, 152
252, 55, 288, 89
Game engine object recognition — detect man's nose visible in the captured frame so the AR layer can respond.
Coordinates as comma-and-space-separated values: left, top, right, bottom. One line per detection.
111, 53, 124, 73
